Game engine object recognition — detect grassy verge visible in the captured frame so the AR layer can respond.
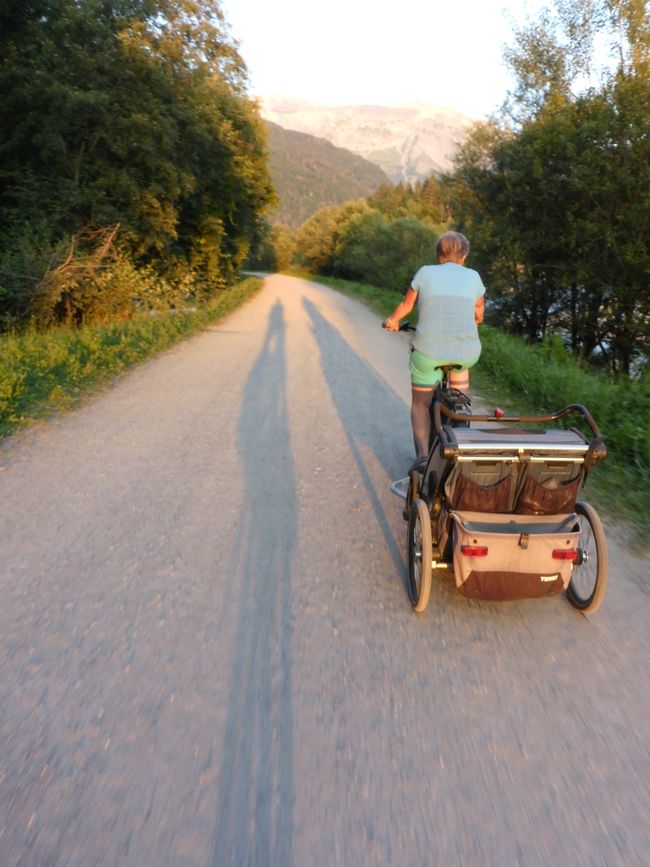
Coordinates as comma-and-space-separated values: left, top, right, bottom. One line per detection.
309, 273, 650, 540
0, 277, 262, 438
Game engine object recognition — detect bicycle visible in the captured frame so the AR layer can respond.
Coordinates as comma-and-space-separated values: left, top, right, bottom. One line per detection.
384, 320, 608, 615
383, 320, 473, 515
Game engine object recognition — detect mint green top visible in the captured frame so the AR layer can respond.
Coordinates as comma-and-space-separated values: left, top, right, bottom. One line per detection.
411, 262, 485, 361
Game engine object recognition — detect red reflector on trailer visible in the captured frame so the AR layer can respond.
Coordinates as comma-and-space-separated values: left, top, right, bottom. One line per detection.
552, 549, 578, 560
461, 545, 488, 557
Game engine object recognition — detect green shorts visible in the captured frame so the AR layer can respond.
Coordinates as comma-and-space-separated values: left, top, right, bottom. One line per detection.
409, 348, 480, 389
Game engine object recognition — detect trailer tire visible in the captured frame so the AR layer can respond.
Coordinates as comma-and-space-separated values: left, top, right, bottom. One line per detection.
408, 499, 433, 612
566, 501, 608, 614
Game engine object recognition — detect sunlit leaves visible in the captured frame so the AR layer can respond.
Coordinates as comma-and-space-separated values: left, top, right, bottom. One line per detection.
447, 1, 650, 377
0, 0, 274, 325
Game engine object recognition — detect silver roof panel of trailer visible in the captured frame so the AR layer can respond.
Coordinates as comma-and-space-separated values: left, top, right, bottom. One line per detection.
448, 427, 590, 454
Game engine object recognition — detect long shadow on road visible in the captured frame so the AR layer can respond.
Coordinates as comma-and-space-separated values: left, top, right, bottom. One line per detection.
303, 297, 411, 580
212, 301, 296, 867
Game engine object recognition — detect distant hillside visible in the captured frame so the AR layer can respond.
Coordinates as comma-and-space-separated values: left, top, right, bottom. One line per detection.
265, 121, 389, 228
262, 97, 474, 184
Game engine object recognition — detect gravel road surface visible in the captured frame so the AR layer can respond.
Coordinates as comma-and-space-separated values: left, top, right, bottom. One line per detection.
1, 274, 648, 866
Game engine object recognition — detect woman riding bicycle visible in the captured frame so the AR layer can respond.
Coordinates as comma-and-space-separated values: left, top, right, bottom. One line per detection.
385, 231, 485, 469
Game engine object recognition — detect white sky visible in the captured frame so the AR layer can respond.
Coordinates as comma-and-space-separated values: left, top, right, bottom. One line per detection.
221, 0, 548, 119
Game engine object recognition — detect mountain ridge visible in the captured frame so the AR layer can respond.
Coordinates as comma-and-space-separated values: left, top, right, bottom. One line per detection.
260, 96, 474, 183
265, 121, 389, 228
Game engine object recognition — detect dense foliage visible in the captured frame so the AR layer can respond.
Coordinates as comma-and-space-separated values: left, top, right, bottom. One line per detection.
288, 189, 448, 290
246, 223, 297, 273
445, 0, 650, 376
367, 177, 450, 226
0, 0, 275, 328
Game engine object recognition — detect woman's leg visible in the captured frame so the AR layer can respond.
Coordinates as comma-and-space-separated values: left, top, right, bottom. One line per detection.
411, 386, 434, 459
450, 369, 470, 392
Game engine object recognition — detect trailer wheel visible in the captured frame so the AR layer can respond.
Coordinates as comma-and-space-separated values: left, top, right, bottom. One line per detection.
566, 501, 608, 614
407, 499, 432, 612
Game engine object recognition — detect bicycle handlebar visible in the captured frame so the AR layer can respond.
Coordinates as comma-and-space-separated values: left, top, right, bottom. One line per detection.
382, 321, 416, 332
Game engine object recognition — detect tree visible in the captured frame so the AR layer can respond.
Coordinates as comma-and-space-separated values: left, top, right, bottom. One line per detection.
444, 0, 650, 375
0, 0, 276, 324
295, 201, 371, 274
246, 223, 296, 272
367, 177, 447, 227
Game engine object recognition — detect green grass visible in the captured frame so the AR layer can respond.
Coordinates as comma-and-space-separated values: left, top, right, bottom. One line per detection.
310, 273, 650, 541
0, 277, 262, 437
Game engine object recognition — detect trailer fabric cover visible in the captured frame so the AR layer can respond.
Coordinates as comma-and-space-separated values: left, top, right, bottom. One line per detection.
446, 463, 518, 513
451, 511, 580, 601
452, 472, 513, 512
515, 473, 581, 515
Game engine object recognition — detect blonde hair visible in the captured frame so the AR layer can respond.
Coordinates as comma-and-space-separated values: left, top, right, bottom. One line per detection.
436, 231, 469, 263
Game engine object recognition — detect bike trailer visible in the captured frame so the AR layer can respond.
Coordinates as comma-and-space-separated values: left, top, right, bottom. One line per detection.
398, 402, 608, 614
433, 413, 605, 604
449, 510, 580, 600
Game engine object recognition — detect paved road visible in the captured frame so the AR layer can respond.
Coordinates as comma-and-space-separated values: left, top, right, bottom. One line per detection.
0, 275, 648, 866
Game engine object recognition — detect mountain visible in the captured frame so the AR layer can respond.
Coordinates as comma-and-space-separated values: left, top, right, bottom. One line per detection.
261, 97, 474, 184
265, 121, 389, 228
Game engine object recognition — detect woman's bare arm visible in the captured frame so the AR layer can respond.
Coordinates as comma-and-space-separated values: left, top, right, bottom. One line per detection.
386, 288, 418, 330
475, 296, 485, 325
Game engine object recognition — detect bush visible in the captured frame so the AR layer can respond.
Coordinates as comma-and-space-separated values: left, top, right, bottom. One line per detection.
295, 201, 371, 274
293, 200, 445, 290
0, 222, 219, 330
335, 212, 440, 289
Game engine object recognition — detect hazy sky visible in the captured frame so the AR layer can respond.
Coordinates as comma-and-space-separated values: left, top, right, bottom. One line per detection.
221, 0, 548, 118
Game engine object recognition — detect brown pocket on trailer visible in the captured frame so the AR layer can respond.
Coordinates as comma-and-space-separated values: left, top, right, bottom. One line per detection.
515, 475, 581, 516
452, 473, 512, 513
459, 570, 565, 600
